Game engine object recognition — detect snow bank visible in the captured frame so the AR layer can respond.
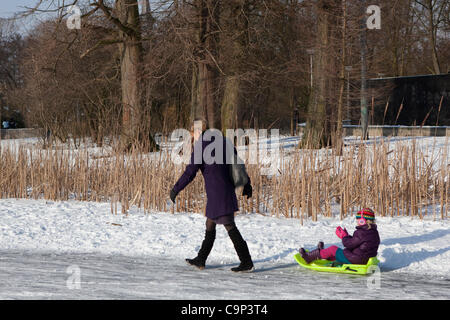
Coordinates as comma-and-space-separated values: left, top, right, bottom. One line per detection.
1, 198, 448, 277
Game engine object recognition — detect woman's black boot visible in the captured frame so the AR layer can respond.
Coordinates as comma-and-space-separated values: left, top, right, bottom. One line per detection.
228, 227, 254, 273
186, 229, 216, 270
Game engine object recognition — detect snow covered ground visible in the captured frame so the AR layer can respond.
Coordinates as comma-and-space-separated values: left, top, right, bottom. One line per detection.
0, 198, 449, 299
1, 134, 449, 299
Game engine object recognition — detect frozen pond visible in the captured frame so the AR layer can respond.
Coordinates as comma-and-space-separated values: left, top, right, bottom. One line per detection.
1, 250, 448, 300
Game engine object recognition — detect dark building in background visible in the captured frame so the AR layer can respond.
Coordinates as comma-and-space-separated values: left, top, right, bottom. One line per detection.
368, 73, 450, 126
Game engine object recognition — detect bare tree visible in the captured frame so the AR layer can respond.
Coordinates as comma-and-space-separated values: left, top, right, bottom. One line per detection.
413, 0, 449, 74
7, 0, 447, 146
21, 0, 155, 150
0, 20, 25, 127
8, 19, 122, 146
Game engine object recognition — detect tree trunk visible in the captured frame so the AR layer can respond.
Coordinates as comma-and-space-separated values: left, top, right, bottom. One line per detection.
190, 61, 202, 121
116, 0, 144, 150
360, 0, 369, 141
427, 0, 441, 74
220, 0, 249, 134
221, 75, 240, 132
191, 0, 219, 129
413, 0, 442, 74
334, 0, 347, 154
301, 0, 331, 148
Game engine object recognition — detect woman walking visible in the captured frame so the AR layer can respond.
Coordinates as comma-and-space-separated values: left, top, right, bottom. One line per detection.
170, 119, 254, 272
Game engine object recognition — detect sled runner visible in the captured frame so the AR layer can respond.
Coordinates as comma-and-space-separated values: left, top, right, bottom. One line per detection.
293, 252, 380, 275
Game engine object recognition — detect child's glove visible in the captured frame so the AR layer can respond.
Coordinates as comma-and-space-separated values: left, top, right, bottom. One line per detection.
335, 226, 348, 239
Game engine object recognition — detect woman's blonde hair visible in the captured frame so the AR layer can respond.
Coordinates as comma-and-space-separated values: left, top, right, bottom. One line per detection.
190, 117, 207, 133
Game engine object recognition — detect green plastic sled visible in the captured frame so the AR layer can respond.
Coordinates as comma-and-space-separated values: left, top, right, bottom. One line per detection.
293, 252, 380, 275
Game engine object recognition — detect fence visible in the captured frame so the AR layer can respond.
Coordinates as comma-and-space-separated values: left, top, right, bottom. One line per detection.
297, 124, 450, 137
0, 128, 44, 140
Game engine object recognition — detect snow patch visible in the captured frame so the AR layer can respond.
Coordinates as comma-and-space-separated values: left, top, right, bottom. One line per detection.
0, 198, 449, 277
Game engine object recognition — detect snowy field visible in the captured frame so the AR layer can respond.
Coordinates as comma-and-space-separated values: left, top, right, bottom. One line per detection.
0, 198, 449, 299
0, 134, 449, 299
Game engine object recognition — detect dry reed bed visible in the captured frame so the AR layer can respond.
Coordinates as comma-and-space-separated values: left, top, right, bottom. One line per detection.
0, 138, 448, 221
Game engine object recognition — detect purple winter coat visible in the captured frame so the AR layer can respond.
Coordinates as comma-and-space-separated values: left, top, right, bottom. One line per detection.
342, 224, 380, 264
172, 132, 243, 220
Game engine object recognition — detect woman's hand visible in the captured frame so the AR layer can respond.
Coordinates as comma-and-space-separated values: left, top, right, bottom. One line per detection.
170, 189, 178, 203
242, 183, 252, 199
335, 226, 348, 239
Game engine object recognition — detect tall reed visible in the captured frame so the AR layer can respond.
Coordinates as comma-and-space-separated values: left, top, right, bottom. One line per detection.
0, 137, 448, 221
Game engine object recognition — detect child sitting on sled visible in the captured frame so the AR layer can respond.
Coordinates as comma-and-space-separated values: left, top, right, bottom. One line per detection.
299, 208, 380, 265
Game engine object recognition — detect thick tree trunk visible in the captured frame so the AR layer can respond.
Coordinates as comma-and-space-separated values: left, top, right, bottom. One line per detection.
301, 0, 331, 148
191, 0, 219, 129
221, 75, 240, 132
119, 36, 142, 147
116, 0, 145, 150
220, 0, 249, 134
